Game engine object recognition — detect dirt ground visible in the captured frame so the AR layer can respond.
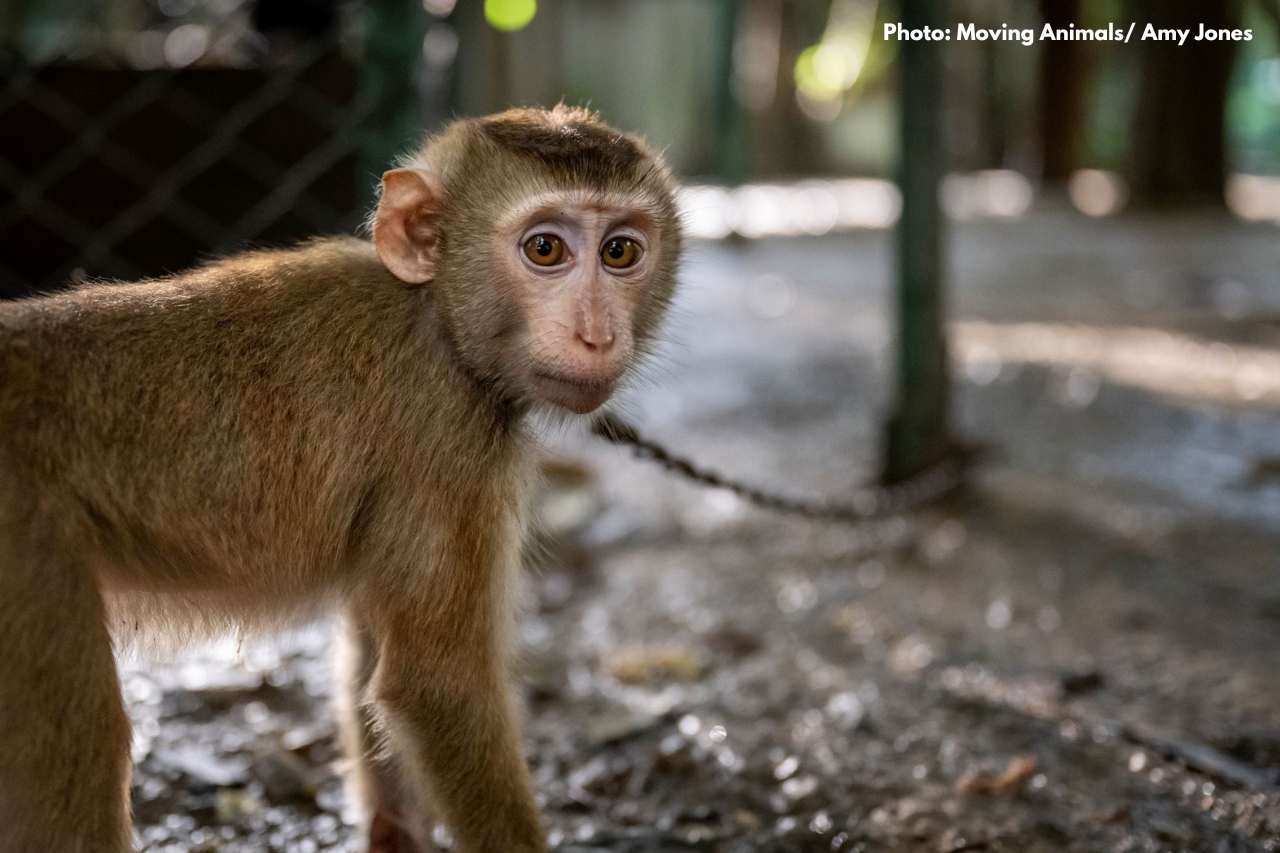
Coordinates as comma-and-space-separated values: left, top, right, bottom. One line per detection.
125, 210, 1280, 852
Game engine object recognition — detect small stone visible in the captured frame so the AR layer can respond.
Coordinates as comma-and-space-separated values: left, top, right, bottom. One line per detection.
250, 745, 317, 803
153, 745, 250, 789
584, 705, 660, 746
604, 644, 704, 684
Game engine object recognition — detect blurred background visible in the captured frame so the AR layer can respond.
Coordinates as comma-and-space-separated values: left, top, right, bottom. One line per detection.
3, 1, 1280, 851
3, 0, 1279, 293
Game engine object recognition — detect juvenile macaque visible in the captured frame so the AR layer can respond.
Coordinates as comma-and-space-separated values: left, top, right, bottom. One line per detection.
0, 106, 681, 853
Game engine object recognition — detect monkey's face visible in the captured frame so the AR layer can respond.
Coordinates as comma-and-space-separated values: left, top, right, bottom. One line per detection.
374, 181, 679, 418
486, 190, 668, 414
372, 108, 683, 416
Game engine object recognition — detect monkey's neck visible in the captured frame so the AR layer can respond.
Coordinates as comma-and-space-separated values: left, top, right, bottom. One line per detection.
417, 297, 531, 434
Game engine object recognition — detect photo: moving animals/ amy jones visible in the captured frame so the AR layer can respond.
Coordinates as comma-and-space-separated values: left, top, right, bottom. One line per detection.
0, 105, 682, 853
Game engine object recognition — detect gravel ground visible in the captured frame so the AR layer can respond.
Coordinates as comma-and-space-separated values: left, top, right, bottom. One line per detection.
126, 210, 1280, 852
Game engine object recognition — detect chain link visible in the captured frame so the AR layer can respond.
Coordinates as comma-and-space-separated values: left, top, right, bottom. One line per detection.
591, 412, 971, 524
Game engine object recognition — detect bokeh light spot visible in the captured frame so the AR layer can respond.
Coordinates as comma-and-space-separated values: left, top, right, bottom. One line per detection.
485, 0, 537, 31
1068, 169, 1127, 217
794, 40, 861, 105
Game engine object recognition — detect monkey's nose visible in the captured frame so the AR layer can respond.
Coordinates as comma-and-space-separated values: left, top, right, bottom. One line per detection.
574, 326, 615, 354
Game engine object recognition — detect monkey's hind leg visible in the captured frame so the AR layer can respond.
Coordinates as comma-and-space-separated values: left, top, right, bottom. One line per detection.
337, 609, 437, 853
0, 530, 133, 853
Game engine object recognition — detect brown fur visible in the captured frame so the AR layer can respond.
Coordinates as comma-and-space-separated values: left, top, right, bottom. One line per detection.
0, 106, 681, 853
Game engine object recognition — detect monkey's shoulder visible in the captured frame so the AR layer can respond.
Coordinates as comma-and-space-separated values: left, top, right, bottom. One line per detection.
240, 235, 381, 275
1, 238, 391, 325
195, 236, 390, 293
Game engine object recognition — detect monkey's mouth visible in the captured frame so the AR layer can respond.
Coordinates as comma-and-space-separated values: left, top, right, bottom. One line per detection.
531, 369, 616, 414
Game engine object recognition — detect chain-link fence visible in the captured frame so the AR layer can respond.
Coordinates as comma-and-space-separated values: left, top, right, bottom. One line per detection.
0, 0, 448, 298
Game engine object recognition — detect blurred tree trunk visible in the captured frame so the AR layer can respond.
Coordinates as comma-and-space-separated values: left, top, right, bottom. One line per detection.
451, 0, 510, 115
1126, 0, 1241, 208
1037, 0, 1084, 182
749, 0, 831, 177
978, 41, 1008, 167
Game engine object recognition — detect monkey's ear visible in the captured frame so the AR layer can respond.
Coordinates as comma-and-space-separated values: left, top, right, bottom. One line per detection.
373, 168, 446, 284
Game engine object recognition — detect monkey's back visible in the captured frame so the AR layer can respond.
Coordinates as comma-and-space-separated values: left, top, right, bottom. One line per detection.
0, 239, 522, 627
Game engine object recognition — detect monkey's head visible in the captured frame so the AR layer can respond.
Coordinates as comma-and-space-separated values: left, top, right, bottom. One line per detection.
372, 106, 683, 415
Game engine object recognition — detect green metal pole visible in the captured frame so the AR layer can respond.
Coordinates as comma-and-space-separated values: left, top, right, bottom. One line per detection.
883, 0, 951, 482
711, 0, 747, 183
358, 0, 429, 209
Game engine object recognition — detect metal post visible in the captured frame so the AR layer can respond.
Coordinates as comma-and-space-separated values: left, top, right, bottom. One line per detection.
882, 0, 951, 483
357, 0, 430, 208
712, 0, 747, 183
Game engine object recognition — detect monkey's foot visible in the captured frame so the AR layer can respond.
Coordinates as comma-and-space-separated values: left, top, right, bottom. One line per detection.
368, 812, 428, 853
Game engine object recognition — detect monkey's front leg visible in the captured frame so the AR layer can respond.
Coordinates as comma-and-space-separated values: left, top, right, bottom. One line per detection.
369, 593, 545, 852
0, 527, 133, 853
338, 610, 437, 852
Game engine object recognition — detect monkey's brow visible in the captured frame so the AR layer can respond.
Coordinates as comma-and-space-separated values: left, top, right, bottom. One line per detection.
509, 194, 657, 227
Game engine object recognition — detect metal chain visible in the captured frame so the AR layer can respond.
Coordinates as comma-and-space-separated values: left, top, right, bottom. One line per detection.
591, 412, 971, 524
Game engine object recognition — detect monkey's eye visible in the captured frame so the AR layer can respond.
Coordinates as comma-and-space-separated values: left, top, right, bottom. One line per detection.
523, 234, 565, 267
601, 237, 642, 270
